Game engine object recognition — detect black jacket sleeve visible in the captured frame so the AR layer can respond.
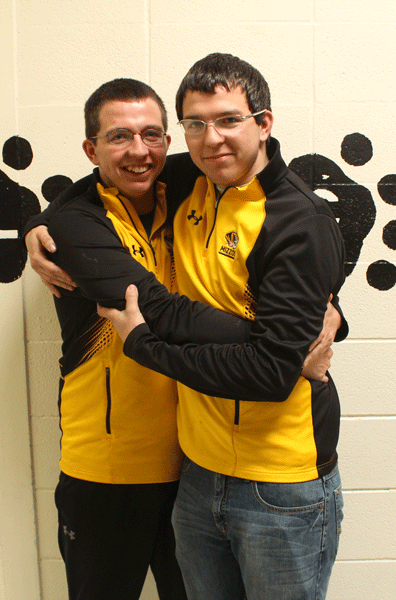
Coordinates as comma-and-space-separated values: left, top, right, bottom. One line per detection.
47, 201, 250, 346
161, 152, 348, 341
122, 214, 346, 402
331, 295, 348, 341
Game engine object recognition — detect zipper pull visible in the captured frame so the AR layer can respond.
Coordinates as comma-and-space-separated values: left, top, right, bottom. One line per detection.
215, 186, 222, 208
148, 240, 157, 267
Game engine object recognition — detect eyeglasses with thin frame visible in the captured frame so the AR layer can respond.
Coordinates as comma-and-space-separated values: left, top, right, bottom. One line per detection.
90, 128, 167, 147
177, 109, 267, 136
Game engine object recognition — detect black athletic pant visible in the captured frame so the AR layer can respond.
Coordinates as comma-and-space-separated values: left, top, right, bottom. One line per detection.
55, 472, 187, 600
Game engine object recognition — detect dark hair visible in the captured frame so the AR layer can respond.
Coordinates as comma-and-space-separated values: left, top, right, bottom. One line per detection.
84, 78, 168, 139
175, 53, 271, 123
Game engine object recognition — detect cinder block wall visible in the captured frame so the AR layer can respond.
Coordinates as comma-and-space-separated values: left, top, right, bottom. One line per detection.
1, 1, 395, 598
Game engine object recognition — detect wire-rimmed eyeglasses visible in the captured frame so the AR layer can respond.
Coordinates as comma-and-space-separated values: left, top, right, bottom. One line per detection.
177, 110, 267, 136
90, 128, 167, 147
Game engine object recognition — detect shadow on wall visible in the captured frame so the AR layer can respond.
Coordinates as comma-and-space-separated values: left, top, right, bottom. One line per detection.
1, 132, 396, 289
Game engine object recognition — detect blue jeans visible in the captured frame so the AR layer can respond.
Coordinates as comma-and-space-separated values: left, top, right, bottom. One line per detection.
172, 458, 343, 600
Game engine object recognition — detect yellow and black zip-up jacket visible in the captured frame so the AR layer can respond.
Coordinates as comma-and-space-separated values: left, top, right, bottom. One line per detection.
31, 169, 250, 484
123, 138, 347, 483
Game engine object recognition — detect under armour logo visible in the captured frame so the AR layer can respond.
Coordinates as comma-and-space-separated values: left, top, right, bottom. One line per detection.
63, 526, 76, 540
132, 244, 145, 257
187, 210, 202, 225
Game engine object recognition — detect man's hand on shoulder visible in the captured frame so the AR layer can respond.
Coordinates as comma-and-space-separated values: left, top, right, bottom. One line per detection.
25, 225, 77, 297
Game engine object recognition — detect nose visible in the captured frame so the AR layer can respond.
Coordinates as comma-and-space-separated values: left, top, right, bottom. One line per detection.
125, 134, 150, 157
203, 123, 225, 146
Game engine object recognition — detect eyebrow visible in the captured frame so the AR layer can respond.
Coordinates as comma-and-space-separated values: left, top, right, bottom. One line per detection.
106, 125, 164, 134
182, 109, 243, 120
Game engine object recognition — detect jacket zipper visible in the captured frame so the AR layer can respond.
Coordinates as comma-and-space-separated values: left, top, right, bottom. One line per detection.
204, 186, 239, 425
105, 367, 111, 434
234, 400, 240, 425
205, 186, 230, 248
118, 195, 158, 266
146, 239, 157, 266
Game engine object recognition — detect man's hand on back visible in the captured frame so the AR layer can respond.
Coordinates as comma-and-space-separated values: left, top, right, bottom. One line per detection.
301, 299, 341, 382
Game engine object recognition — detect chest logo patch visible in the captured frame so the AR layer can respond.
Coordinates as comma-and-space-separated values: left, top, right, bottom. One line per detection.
131, 244, 145, 258
219, 231, 239, 259
187, 209, 203, 225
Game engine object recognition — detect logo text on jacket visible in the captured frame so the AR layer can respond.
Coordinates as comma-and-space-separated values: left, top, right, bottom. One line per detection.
219, 231, 239, 259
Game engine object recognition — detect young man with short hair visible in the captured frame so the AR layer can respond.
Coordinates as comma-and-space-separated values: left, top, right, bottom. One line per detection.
99, 54, 347, 600
25, 77, 256, 600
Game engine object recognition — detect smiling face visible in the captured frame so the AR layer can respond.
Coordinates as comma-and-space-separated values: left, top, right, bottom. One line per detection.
83, 98, 171, 208
181, 85, 273, 188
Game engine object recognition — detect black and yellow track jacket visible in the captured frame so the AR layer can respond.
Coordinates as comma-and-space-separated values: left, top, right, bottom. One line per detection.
28, 169, 250, 484
26, 138, 347, 484
122, 137, 347, 483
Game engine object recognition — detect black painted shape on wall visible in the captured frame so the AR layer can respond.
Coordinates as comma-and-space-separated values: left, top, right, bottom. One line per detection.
366, 260, 396, 291
341, 133, 373, 166
42, 174, 73, 203
0, 136, 41, 283
383, 220, 396, 251
378, 174, 396, 206
2, 136, 33, 170
0, 136, 74, 283
288, 154, 376, 276
0, 152, 41, 282
373, 173, 396, 290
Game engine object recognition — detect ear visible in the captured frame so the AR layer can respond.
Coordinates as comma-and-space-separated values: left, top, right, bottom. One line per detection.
165, 134, 171, 151
82, 139, 99, 165
259, 110, 274, 143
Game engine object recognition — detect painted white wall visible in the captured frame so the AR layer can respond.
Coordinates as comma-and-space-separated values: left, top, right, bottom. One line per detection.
0, 282, 40, 599
1, 1, 395, 598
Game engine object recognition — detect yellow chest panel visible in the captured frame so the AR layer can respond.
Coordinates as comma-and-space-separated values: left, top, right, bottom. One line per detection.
173, 176, 266, 320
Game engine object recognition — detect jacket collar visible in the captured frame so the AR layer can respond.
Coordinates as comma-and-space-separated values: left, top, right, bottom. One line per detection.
255, 137, 289, 195
207, 137, 288, 200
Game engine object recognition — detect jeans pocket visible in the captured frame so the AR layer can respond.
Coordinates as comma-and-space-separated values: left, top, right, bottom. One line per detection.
334, 483, 344, 554
252, 480, 325, 514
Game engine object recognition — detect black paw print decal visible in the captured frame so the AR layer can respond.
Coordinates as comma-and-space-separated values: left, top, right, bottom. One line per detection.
1, 136, 40, 283
290, 133, 396, 290
0, 136, 72, 283
367, 174, 396, 290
